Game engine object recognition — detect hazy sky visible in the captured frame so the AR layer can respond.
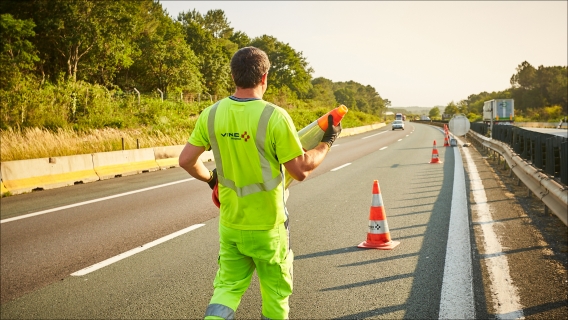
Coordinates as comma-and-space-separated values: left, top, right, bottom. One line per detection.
159, 1, 567, 108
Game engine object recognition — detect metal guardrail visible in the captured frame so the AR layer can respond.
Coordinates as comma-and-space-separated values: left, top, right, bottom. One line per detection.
466, 130, 568, 226
471, 124, 567, 185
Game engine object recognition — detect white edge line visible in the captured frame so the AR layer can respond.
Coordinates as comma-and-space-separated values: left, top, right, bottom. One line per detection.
71, 224, 205, 276
439, 142, 475, 319
379, 146, 388, 150
330, 163, 351, 171
361, 131, 388, 139
1, 178, 195, 224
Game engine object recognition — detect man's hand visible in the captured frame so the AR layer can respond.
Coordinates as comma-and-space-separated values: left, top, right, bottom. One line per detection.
321, 114, 342, 148
207, 168, 218, 189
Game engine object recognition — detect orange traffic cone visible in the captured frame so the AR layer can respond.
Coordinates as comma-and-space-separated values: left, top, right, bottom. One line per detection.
358, 180, 400, 250
443, 133, 450, 147
430, 140, 443, 163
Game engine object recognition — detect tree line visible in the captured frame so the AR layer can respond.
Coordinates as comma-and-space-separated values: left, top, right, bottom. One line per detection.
0, 0, 388, 131
435, 61, 567, 122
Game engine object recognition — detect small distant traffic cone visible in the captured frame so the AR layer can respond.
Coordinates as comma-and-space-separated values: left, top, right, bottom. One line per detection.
443, 133, 450, 147
430, 140, 443, 163
358, 180, 400, 250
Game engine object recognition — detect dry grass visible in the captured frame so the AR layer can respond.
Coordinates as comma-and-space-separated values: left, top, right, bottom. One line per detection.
0, 128, 189, 162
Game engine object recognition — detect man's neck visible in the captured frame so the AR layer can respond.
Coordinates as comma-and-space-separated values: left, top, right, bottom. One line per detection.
232, 86, 264, 99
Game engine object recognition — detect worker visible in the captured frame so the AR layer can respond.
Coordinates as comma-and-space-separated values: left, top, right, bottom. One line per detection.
178, 46, 342, 319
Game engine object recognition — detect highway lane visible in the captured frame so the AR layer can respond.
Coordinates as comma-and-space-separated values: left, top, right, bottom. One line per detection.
3, 122, 462, 319
0, 124, 410, 305
1, 122, 474, 319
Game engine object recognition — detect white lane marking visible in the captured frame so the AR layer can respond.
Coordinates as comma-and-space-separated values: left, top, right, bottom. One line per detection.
379, 146, 388, 150
439, 142, 475, 319
330, 163, 351, 171
397, 139, 403, 141
1, 178, 195, 224
406, 135, 409, 137
461, 140, 524, 319
361, 131, 389, 139
72, 224, 205, 276
331, 144, 339, 148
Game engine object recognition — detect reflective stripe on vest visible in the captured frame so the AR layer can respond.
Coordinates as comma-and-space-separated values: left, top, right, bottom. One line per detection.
207, 101, 282, 197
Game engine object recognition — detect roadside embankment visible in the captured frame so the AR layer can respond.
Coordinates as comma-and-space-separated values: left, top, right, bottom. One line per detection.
0, 123, 384, 196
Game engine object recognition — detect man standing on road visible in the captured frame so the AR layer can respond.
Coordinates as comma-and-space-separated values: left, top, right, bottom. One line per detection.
179, 46, 342, 319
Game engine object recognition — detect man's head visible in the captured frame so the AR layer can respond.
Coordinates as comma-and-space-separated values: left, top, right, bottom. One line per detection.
230, 47, 270, 89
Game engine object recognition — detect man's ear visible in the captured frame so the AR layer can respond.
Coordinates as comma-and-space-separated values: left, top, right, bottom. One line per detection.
261, 73, 268, 84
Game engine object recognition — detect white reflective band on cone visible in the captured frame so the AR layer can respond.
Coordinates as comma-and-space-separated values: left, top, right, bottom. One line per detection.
368, 220, 388, 234
371, 194, 383, 207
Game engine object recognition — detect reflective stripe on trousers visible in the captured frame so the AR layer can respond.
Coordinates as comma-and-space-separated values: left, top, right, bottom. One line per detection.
204, 303, 235, 320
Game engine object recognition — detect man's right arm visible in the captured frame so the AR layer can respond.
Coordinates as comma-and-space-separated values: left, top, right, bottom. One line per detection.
283, 115, 341, 181
283, 142, 329, 181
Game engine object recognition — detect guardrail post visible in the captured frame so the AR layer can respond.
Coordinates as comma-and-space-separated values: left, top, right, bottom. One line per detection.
561, 141, 567, 185
134, 88, 140, 105
157, 89, 163, 102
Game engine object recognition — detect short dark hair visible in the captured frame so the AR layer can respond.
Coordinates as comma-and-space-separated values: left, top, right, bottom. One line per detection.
230, 47, 270, 89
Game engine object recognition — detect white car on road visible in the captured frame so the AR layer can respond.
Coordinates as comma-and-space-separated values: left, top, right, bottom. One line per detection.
392, 120, 405, 130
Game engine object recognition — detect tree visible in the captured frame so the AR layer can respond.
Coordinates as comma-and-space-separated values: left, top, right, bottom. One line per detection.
308, 77, 337, 107
509, 61, 567, 114
130, 12, 202, 96
1, 0, 149, 84
334, 87, 357, 110
444, 101, 459, 115
331, 80, 386, 116
510, 61, 537, 89
250, 35, 313, 98
178, 9, 233, 95
202, 9, 233, 39
429, 107, 440, 119
0, 13, 39, 89
229, 31, 250, 49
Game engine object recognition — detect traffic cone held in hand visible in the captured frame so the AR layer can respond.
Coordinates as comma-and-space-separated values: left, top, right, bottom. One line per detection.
358, 180, 400, 250
430, 140, 442, 164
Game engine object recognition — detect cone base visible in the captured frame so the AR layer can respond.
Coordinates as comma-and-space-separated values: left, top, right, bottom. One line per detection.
429, 159, 443, 164
357, 240, 400, 250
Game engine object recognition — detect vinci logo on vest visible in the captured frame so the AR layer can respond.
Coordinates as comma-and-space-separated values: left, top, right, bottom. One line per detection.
221, 131, 250, 142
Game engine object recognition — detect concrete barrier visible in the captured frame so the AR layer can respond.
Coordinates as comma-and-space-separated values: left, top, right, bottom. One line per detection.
1, 181, 8, 195
154, 145, 185, 169
340, 123, 385, 137
154, 145, 215, 170
0, 122, 386, 196
1, 169, 9, 195
0, 154, 99, 195
92, 148, 159, 180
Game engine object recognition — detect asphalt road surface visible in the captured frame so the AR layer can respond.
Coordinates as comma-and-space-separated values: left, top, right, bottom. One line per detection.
1, 122, 566, 319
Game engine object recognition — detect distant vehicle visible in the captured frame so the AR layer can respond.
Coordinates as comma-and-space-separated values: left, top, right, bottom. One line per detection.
483, 99, 514, 125
402, 115, 407, 121
391, 120, 405, 130
420, 115, 430, 121
395, 113, 403, 121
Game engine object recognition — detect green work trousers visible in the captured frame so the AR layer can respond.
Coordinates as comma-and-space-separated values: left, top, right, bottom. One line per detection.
204, 222, 293, 320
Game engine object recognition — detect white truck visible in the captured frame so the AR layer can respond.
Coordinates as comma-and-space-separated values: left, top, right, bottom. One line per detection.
483, 99, 514, 125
